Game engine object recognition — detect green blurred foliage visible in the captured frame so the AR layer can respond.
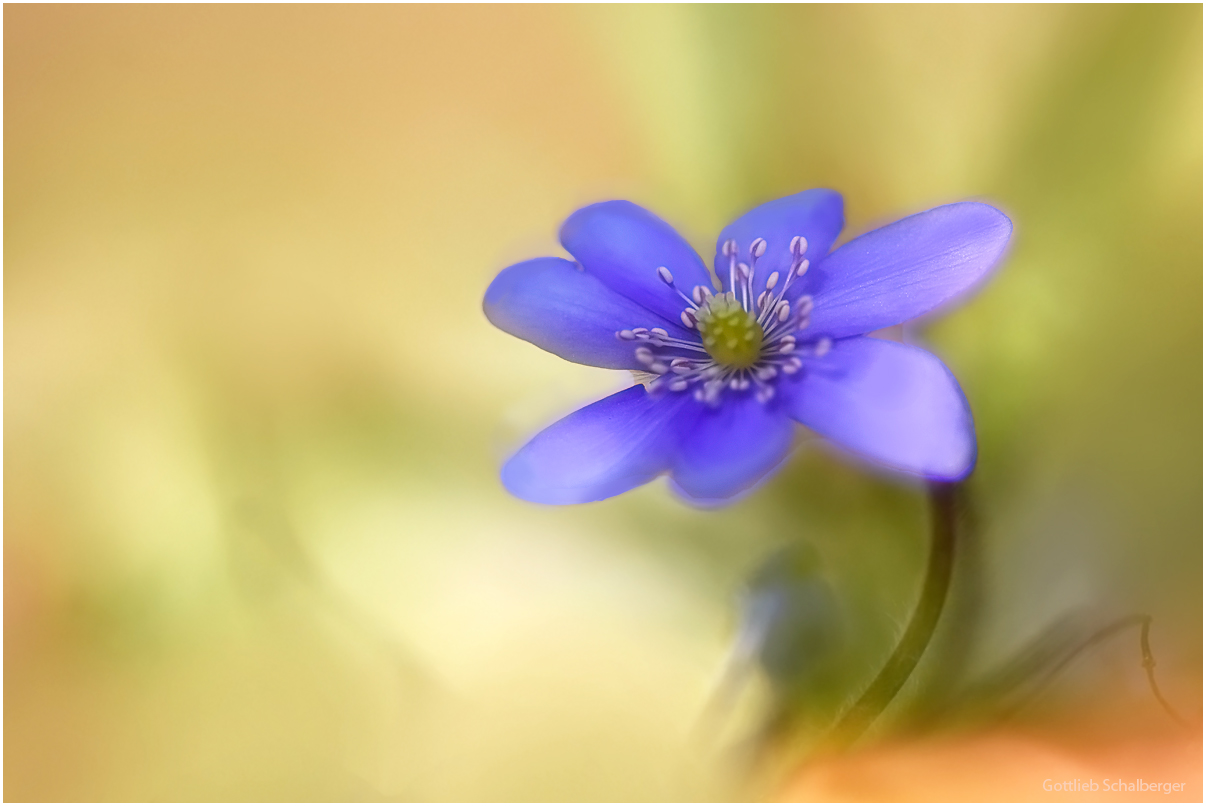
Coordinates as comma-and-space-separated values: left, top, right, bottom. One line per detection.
6, 4, 1200, 800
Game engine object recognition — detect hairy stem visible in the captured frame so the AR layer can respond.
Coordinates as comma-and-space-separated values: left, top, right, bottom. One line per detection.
824, 481, 960, 750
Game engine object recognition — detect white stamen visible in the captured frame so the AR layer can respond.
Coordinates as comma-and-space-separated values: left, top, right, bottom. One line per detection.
618, 239, 828, 405
654, 337, 709, 353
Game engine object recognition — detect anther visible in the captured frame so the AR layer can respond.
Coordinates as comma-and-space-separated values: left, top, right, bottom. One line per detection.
635, 347, 654, 365
668, 378, 689, 392
756, 386, 775, 403
782, 357, 802, 374
776, 301, 792, 322
815, 337, 832, 357
750, 238, 767, 259
650, 327, 669, 340
737, 262, 750, 279
618, 329, 635, 340
790, 235, 808, 257
681, 310, 697, 329
657, 266, 674, 285
766, 271, 780, 291
722, 239, 738, 257
795, 259, 810, 277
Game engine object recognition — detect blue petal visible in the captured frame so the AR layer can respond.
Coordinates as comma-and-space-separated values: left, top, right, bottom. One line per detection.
669, 394, 797, 504
782, 336, 976, 481
805, 202, 1012, 340
560, 201, 713, 324
483, 257, 691, 369
501, 385, 692, 505
714, 189, 845, 297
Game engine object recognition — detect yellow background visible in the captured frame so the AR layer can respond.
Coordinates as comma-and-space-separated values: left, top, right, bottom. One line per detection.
6, 5, 1201, 800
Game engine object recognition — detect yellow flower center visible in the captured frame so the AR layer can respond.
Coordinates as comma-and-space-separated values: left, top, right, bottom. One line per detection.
695, 293, 764, 369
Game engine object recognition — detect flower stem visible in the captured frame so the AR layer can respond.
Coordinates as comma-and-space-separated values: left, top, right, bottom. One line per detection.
823, 481, 960, 750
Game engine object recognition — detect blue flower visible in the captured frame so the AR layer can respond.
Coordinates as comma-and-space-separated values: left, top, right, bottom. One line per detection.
484, 190, 1011, 506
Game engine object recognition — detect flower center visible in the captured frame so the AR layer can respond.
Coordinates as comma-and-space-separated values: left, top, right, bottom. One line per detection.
615, 235, 830, 406
695, 294, 763, 368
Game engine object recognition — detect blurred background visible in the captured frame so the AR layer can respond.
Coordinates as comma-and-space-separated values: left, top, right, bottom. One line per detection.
5, 5, 1201, 801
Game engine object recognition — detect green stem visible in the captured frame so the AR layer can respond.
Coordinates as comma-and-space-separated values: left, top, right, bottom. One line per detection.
824, 481, 960, 750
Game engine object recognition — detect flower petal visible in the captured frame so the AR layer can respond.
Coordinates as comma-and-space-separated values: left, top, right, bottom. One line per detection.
669, 395, 797, 504
560, 200, 713, 323
805, 202, 1012, 339
714, 189, 845, 297
783, 336, 976, 480
483, 257, 690, 369
501, 385, 691, 504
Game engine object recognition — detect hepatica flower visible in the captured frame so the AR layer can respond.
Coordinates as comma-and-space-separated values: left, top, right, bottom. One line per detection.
484, 190, 1011, 506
